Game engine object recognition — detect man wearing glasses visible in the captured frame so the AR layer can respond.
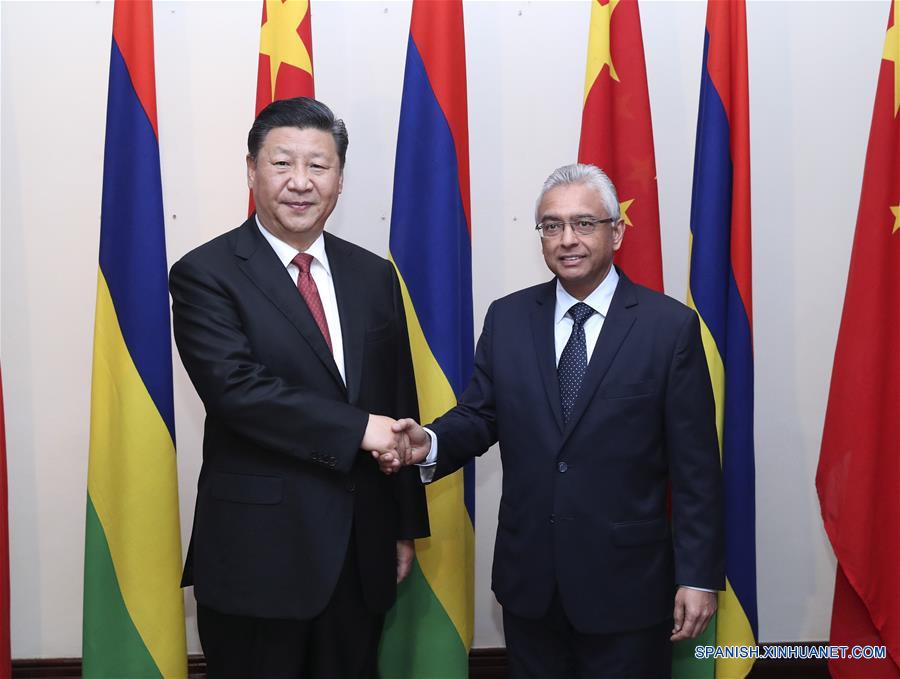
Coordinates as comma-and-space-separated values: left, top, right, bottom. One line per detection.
381, 164, 724, 678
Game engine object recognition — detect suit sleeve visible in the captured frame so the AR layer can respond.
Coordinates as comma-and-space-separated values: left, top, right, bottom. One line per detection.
169, 255, 369, 474
387, 263, 430, 539
430, 302, 500, 481
665, 310, 726, 591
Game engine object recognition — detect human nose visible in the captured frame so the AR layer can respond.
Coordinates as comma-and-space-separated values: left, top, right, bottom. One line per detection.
287, 167, 312, 191
559, 222, 579, 245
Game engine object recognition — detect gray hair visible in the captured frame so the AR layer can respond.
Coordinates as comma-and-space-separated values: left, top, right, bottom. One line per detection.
534, 164, 620, 223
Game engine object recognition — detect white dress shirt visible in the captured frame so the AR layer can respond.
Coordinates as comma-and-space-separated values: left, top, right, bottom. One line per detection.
552, 267, 619, 365
256, 218, 346, 384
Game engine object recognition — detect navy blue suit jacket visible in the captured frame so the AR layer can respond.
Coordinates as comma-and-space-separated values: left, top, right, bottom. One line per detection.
430, 272, 724, 634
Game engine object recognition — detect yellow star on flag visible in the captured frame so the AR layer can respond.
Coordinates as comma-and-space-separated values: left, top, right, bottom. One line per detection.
884, 0, 899, 116
260, 0, 312, 99
620, 198, 635, 227
891, 204, 899, 234
583, 0, 621, 104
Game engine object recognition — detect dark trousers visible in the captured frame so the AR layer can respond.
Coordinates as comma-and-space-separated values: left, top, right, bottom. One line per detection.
197, 538, 384, 679
503, 592, 673, 679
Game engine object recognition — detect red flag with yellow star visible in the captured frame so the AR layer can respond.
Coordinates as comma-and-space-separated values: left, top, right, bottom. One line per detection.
816, 2, 900, 676
256, 0, 314, 113
251, 0, 315, 213
577, 0, 662, 291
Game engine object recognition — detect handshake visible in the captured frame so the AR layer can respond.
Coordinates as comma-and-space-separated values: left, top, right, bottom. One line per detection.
361, 415, 432, 474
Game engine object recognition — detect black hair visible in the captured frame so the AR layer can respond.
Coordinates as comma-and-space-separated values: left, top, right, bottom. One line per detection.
247, 97, 348, 167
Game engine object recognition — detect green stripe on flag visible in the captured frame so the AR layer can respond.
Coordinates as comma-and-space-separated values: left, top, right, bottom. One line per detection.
672, 611, 716, 678
83, 496, 161, 679
379, 559, 468, 679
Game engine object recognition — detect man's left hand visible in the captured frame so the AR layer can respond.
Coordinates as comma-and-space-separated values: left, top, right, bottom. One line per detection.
671, 588, 717, 641
396, 539, 415, 583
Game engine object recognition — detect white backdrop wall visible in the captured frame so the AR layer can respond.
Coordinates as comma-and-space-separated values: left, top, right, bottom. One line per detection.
1, 0, 889, 659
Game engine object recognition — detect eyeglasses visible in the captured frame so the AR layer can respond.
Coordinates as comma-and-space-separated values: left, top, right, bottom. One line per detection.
535, 218, 616, 239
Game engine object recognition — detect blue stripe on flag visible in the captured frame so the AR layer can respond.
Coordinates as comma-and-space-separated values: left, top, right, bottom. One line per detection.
688, 33, 732, 360
689, 31, 758, 640
723, 278, 758, 637
389, 37, 474, 400
99, 41, 175, 439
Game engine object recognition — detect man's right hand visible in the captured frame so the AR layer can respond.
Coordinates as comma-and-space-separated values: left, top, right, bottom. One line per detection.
393, 419, 431, 465
372, 418, 431, 473
361, 414, 399, 454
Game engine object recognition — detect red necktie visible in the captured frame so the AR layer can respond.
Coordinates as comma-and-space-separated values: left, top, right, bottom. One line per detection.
292, 253, 332, 353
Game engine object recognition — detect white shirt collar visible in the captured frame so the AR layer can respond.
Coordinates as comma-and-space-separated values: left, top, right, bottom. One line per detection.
554, 266, 620, 324
255, 215, 332, 276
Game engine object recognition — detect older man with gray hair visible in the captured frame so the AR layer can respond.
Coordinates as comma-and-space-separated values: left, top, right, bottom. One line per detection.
382, 164, 724, 678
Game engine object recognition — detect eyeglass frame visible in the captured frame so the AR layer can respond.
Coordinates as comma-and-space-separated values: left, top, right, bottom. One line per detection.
534, 217, 617, 239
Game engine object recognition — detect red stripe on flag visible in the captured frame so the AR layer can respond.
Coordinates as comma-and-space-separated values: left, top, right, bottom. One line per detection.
410, 0, 471, 232
112, 0, 158, 139
705, 0, 752, 324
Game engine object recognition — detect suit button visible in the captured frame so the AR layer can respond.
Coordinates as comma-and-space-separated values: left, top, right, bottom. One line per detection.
347, 482, 356, 493
558, 462, 568, 473
549, 514, 556, 524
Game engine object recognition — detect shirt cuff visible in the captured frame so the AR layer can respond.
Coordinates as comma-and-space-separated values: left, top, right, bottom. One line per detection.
416, 427, 438, 483
678, 585, 716, 593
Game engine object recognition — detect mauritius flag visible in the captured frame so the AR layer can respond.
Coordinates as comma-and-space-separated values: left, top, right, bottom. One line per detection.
678, 1, 758, 678
82, 1, 186, 676
379, 1, 475, 677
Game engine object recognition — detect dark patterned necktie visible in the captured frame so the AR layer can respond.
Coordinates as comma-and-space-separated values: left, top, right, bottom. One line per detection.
558, 302, 595, 423
292, 253, 332, 352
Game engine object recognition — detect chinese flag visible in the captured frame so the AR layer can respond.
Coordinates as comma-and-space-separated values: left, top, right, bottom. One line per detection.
250, 0, 315, 213
577, 0, 663, 292
816, 2, 900, 676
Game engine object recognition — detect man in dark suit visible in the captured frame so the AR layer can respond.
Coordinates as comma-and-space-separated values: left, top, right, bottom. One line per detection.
170, 97, 428, 678
381, 165, 724, 678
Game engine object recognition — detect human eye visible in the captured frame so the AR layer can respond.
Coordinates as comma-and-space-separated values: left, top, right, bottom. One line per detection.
272, 159, 290, 168
574, 219, 600, 234
542, 221, 564, 234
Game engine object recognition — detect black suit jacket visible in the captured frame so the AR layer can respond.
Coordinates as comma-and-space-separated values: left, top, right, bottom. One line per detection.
430, 272, 724, 634
170, 218, 428, 620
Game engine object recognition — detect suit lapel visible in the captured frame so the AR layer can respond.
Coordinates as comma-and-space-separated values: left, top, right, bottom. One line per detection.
234, 220, 345, 392
560, 272, 638, 446
326, 233, 365, 405
531, 281, 564, 433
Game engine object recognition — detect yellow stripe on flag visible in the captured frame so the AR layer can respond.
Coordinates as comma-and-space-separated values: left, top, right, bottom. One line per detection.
716, 577, 757, 678
393, 262, 475, 649
686, 236, 725, 457
687, 238, 756, 679
687, 290, 725, 457
87, 272, 186, 678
